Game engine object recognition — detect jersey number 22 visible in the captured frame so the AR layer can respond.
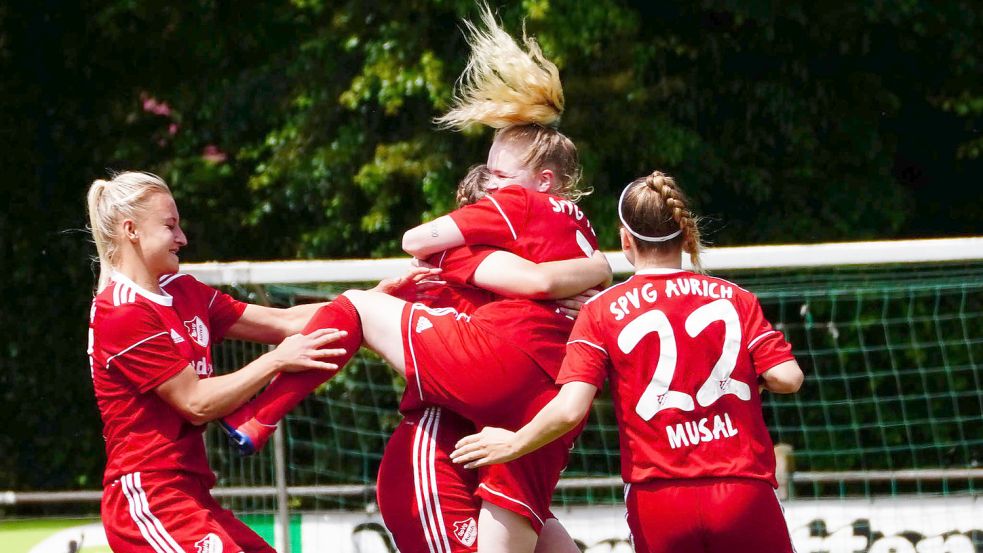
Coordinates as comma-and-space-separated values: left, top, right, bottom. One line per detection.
617, 299, 751, 421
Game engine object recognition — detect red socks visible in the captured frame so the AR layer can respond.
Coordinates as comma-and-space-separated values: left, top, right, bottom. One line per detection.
224, 295, 363, 429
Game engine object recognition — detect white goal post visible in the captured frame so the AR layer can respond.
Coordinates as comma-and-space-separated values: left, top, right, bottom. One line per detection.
182, 237, 983, 285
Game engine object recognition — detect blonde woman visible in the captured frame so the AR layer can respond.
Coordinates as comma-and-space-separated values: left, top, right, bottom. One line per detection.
86, 172, 350, 552
452, 172, 804, 553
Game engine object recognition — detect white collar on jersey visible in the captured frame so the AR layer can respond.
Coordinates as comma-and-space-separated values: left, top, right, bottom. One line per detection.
635, 268, 687, 276
110, 272, 174, 306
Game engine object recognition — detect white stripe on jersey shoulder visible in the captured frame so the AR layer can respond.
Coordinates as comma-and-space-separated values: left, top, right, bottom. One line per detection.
436, 250, 447, 269
106, 331, 169, 368
486, 195, 518, 240
158, 273, 189, 287
583, 276, 638, 306
111, 273, 173, 306
567, 339, 607, 354
748, 330, 779, 351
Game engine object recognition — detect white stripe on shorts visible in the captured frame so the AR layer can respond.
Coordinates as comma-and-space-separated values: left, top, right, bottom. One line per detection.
120, 472, 181, 553
478, 483, 544, 527
412, 407, 441, 553
425, 408, 452, 553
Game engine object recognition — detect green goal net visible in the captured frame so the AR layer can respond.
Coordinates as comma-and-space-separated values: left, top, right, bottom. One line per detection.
203, 241, 983, 517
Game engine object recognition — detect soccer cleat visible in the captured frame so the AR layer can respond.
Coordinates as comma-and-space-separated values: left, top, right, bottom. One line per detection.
218, 417, 276, 456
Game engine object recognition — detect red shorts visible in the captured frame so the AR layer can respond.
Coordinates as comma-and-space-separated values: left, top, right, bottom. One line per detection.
378, 407, 480, 553
625, 477, 793, 553
400, 303, 576, 532
102, 471, 273, 553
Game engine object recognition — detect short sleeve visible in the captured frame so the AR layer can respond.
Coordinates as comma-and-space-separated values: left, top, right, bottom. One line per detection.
191, 278, 247, 342
99, 304, 188, 393
741, 293, 795, 375
448, 186, 528, 248
431, 245, 498, 286
557, 307, 610, 389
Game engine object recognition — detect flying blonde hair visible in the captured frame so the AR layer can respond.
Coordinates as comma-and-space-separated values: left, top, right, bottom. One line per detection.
436, 3, 585, 200
435, 3, 564, 130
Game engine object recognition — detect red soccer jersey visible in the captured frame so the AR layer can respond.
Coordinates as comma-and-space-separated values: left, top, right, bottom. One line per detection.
448, 185, 600, 377
557, 269, 795, 486
414, 246, 498, 313
88, 273, 246, 486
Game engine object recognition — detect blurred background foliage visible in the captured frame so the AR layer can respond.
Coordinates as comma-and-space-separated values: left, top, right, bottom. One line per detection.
0, 0, 980, 492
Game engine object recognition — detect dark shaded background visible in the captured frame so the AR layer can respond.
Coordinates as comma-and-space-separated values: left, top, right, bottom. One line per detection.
0, 0, 980, 494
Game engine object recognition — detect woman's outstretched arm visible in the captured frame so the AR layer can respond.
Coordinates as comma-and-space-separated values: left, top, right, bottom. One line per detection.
450, 381, 597, 468
472, 250, 611, 300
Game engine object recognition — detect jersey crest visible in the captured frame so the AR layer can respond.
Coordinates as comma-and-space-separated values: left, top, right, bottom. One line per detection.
194, 533, 223, 553
184, 316, 210, 347
453, 517, 477, 546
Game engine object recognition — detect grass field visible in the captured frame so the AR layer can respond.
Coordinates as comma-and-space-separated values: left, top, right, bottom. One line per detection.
0, 518, 110, 553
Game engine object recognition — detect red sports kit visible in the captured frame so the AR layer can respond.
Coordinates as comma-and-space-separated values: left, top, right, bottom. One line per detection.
399, 185, 599, 531
558, 268, 796, 551
89, 273, 269, 552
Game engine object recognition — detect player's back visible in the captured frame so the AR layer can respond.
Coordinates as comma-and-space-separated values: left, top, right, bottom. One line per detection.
448, 185, 600, 377
564, 269, 794, 486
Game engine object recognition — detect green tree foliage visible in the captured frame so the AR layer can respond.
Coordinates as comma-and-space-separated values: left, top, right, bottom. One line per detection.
0, 0, 980, 497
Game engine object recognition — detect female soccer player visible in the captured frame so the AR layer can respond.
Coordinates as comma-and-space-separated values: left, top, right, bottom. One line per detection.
450, 171, 805, 553
86, 171, 351, 553
377, 165, 586, 553
223, 7, 607, 550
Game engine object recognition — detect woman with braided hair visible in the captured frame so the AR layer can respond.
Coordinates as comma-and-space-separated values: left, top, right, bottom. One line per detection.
451, 171, 804, 553
222, 5, 608, 551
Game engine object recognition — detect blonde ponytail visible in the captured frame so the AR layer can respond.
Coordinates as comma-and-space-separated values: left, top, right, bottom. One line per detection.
86, 172, 171, 292
435, 3, 563, 130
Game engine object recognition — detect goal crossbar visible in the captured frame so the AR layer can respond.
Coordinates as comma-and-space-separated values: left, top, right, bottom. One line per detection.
182, 237, 983, 285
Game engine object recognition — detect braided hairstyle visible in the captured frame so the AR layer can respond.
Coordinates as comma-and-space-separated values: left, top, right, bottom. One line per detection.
435, 3, 584, 200
456, 164, 490, 207
619, 170, 703, 271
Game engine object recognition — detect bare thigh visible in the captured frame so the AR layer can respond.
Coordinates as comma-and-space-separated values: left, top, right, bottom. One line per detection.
342, 290, 409, 376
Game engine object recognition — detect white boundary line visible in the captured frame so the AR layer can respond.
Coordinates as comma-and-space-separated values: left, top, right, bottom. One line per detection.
181, 237, 983, 285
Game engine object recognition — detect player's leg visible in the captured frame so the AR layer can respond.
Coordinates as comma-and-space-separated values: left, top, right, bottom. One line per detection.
536, 519, 581, 553
342, 289, 408, 375
220, 294, 366, 453
477, 502, 538, 553
378, 407, 481, 553
625, 481, 703, 553
702, 478, 794, 553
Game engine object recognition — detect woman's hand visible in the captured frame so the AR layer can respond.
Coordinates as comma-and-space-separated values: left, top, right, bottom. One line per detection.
450, 427, 521, 468
370, 264, 444, 300
555, 288, 600, 319
268, 328, 349, 373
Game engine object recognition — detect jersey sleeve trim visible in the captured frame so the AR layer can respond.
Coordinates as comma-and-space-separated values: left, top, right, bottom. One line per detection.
207, 289, 219, 308
140, 360, 192, 394
105, 331, 169, 368
748, 330, 779, 351
567, 339, 607, 354
486, 195, 518, 240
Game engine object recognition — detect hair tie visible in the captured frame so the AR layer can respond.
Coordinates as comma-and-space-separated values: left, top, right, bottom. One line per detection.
618, 182, 683, 243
